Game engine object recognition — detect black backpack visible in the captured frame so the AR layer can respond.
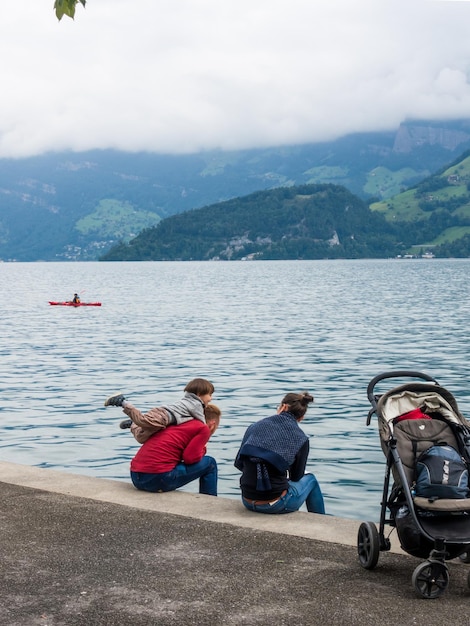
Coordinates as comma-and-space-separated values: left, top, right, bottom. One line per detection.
415, 443, 469, 501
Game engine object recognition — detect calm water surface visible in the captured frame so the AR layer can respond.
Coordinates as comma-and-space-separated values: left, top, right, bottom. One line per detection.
1, 259, 469, 521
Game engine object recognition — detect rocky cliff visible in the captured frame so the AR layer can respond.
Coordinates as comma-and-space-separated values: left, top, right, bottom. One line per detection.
393, 120, 470, 153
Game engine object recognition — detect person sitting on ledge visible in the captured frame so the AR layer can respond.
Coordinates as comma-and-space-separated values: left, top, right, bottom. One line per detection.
129, 403, 221, 496
234, 391, 325, 515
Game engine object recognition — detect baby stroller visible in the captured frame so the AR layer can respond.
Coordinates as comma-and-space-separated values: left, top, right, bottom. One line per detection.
357, 371, 470, 598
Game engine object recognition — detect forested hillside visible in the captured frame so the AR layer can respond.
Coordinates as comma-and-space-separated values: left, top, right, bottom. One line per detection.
371, 149, 470, 256
101, 184, 403, 261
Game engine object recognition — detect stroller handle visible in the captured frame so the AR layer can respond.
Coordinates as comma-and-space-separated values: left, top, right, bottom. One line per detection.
366, 370, 439, 424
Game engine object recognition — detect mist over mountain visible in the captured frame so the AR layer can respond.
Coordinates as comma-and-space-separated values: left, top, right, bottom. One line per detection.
2, 119, 470, 261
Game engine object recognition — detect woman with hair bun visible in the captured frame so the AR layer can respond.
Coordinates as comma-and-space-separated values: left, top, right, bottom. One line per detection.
234, 391, 325, 515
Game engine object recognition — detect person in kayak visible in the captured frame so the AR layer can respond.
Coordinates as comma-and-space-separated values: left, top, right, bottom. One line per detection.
104, 377, 214, 443
72, 293, 80, 304
234, 391, 325, 515
129, 403, 221, 496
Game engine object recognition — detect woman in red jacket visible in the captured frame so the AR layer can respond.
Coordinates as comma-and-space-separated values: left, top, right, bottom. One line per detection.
130, 404, 220, 496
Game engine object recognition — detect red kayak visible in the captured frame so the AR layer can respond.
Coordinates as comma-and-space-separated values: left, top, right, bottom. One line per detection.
49, 301, 102, 307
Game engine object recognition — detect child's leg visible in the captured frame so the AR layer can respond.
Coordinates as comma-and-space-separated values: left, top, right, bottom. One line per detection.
130, 423, 154, 444
123, 405, 171, 430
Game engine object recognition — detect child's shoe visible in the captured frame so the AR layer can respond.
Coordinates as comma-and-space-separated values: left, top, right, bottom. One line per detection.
104, 393, 126, 407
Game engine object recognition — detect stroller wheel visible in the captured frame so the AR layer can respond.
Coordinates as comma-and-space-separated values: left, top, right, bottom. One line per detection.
412, 562, 449, 599
357, 521, 380, 570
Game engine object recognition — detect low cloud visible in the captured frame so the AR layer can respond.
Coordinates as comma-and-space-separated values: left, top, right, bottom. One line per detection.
1, 0, 470, 157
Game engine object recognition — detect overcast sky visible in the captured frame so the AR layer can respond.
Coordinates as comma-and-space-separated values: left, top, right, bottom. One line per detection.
1, 0, 470, 158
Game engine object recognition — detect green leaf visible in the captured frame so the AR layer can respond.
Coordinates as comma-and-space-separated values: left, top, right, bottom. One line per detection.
54, 0, 86, 21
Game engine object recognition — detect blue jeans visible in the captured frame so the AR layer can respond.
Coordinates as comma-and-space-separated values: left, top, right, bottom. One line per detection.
131, 456, 218, 496
242, 473, 325, 514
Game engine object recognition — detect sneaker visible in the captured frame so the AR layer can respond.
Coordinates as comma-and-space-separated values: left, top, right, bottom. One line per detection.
104, 393, 126, 407
119, 419, 133, 429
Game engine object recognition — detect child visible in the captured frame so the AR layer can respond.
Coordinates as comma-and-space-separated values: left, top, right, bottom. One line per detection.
104, 377, 214, 443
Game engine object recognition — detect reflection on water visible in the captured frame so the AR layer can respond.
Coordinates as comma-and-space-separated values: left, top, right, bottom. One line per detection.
1, 259, 469, 520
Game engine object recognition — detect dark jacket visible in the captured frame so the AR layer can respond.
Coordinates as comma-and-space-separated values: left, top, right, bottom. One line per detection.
234, 411, 310, 500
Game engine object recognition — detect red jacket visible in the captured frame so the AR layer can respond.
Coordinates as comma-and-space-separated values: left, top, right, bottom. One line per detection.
130, 420, 211, 474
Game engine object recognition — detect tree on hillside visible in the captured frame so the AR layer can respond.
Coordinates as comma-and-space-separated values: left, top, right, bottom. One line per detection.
54, 0, 86, 21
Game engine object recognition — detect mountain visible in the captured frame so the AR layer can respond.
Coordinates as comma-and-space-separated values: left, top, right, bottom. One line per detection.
103, 151, 470, 261
100, 184, 404, 261
370, 149, 470, 256
392, 120, 470, 153
2, 119, 470, 261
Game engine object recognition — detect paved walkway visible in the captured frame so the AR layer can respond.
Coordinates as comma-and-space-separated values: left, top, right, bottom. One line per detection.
1, 461, 469, 626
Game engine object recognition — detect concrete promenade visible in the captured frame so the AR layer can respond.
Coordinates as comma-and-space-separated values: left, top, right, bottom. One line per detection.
1, 461, 469, 626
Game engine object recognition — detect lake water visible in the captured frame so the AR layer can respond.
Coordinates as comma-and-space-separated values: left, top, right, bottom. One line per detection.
1, 259, 469, 521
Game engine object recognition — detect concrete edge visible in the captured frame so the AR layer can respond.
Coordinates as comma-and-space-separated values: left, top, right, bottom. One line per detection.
0, 460, 403, 553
